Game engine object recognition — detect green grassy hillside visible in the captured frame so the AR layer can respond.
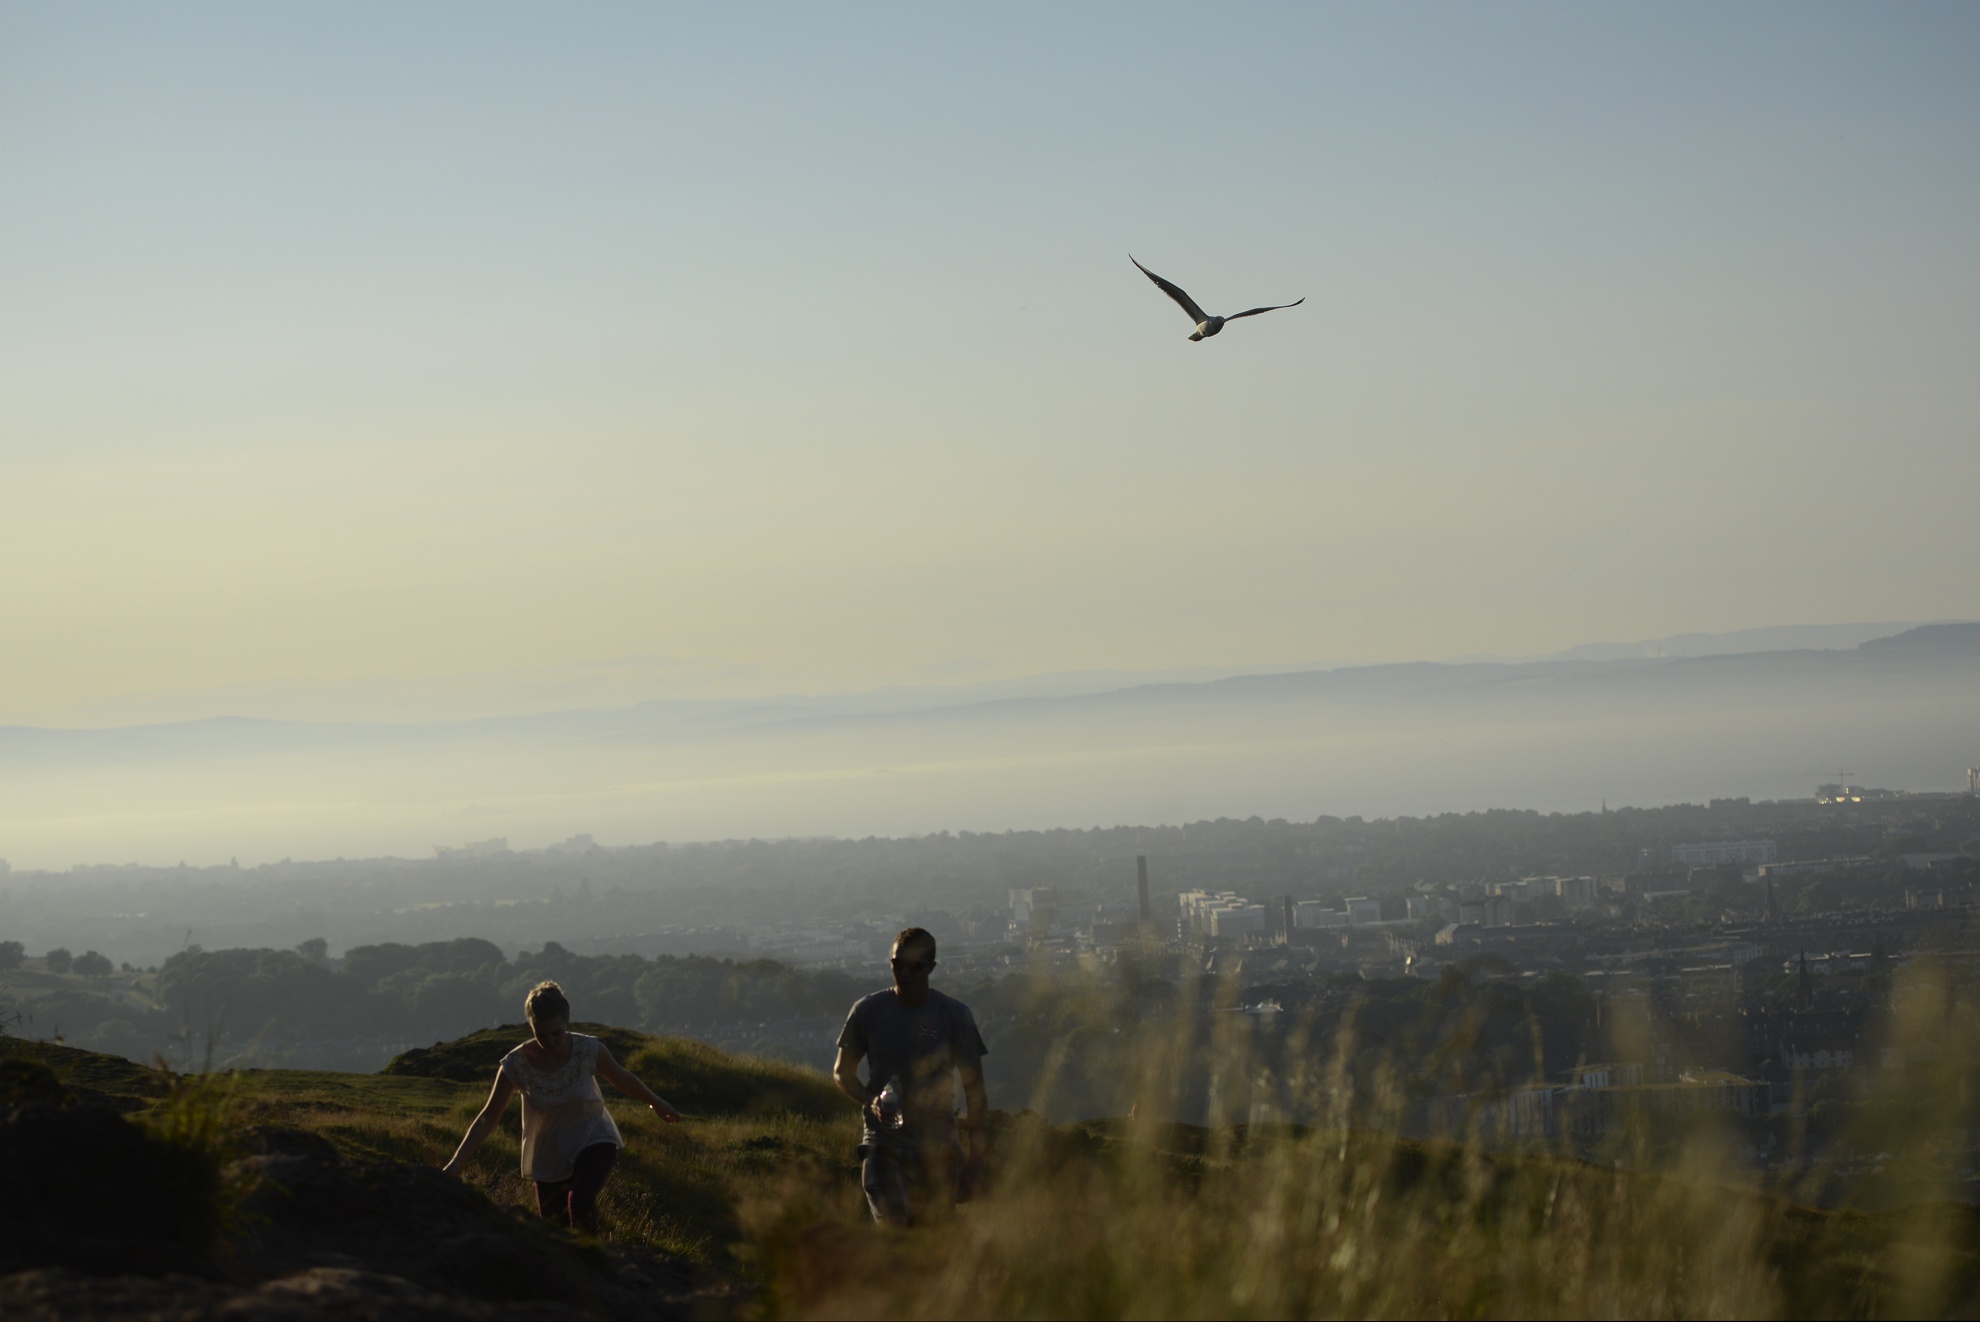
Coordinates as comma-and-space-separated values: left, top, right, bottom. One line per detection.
0, 1037, 166, 1109
10, 1026, 1980, 1318
220, 1024, 858, 1267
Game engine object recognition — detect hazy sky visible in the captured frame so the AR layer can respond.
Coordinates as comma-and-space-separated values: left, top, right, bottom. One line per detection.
4, 3, 1977, 727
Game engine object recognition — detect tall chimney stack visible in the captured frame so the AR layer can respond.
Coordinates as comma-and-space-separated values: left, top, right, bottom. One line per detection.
1137, 855, 1151, 924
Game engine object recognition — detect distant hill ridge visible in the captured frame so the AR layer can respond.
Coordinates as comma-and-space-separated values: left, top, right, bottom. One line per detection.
5, 618, 1976, 868
1533, 620, 1948, 662
8, 619, 1978, 750
1860, 623, 1980, 650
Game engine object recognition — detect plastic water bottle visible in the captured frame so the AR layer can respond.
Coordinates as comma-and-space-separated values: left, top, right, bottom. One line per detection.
876, 1077, 905, 1130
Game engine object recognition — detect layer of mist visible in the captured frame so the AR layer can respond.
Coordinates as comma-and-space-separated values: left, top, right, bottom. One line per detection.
2, 624, 1975, 870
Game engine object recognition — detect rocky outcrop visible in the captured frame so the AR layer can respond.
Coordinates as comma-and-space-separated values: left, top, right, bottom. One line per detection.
0, 1265, 580, 1320
0, 1059, 221, 1278
222, 1125, 722, 1318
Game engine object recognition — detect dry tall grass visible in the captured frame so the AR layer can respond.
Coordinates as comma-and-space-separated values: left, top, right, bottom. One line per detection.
171, 953, 1980, 1318
742, 954, 1980, 1319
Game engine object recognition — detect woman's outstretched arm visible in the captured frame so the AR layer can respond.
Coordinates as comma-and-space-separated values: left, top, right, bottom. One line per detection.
595, 1044, 681, 1123
441, 1069, 518, 1175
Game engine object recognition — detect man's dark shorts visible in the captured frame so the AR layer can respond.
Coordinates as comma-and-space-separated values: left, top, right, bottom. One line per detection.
858, 1140, 962, 1227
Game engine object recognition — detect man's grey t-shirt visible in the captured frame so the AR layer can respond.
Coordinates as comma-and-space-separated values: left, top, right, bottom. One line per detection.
837, 988, 988, 1148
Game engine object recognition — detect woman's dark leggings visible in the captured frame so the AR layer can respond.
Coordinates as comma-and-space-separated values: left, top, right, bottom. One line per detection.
533, 1142, 618, 1234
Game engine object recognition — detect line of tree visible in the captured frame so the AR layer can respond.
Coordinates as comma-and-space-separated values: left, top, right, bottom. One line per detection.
0, 945, 119, 976
40, 939, 873, 1064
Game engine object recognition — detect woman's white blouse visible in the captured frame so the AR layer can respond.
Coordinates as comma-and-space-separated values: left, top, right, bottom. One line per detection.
499, 1033, 625, 1182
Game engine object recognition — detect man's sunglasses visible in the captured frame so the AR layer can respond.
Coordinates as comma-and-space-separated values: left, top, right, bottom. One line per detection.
891, 957, 937, 973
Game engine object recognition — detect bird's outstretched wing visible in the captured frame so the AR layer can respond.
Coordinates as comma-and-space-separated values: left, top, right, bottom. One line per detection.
1225, 298, 1305, 321
1130, 255, 1208, 324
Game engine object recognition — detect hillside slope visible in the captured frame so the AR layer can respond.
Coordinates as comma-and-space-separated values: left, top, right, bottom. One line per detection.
8, 1027, 1980, 1318
0, 1028, 855, 1319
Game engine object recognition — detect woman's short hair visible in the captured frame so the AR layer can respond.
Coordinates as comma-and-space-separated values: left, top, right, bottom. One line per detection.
524, 980, 571, 1025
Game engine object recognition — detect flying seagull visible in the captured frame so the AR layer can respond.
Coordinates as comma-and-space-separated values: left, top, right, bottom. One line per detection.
1130, 255, 1303, 342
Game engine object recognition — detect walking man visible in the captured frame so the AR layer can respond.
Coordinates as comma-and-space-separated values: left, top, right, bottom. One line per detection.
832, 927, 989, 1226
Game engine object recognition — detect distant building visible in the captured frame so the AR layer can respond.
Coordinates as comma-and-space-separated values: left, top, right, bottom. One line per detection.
1431, 1068, 1767, 1140
1179, 889, 1243, 932
1345, 897, 1383, 927
1182, 889, 1279, 941
1755, 857, 1873, 879
1818, 783, 1904, 805
434, 838, 510, 860
1555, 876, 1600, 906
1208, 904, 1268, 939
1493, 875, 1601, 907
1783, 1047, 1853, 1070
1293, 900, 1348, 929
1405, 896, 1436, 920
1670, 839, 1777, 867
1571, 1063, 1643, 1088
1969, 767, 1979, 796
1779, 952, 1869, 977
1457, 894, 1515, 927
1009, 887, 1058, 939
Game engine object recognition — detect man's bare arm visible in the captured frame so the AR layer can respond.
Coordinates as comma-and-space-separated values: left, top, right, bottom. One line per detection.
956, 1055, 990, 1199
958, 1056, 988, 1152
832, 1046, 872, 1111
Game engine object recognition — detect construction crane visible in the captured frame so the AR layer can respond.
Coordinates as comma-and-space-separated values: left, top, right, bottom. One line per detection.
1816, 769, 1858, 804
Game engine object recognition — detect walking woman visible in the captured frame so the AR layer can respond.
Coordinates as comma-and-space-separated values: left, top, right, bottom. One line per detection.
442, 981, 680, 1234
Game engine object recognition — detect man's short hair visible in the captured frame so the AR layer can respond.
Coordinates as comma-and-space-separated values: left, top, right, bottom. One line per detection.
892, 927, 937, 962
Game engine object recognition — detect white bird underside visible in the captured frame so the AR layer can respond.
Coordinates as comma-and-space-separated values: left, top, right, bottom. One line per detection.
1130, 255, 1303, 341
